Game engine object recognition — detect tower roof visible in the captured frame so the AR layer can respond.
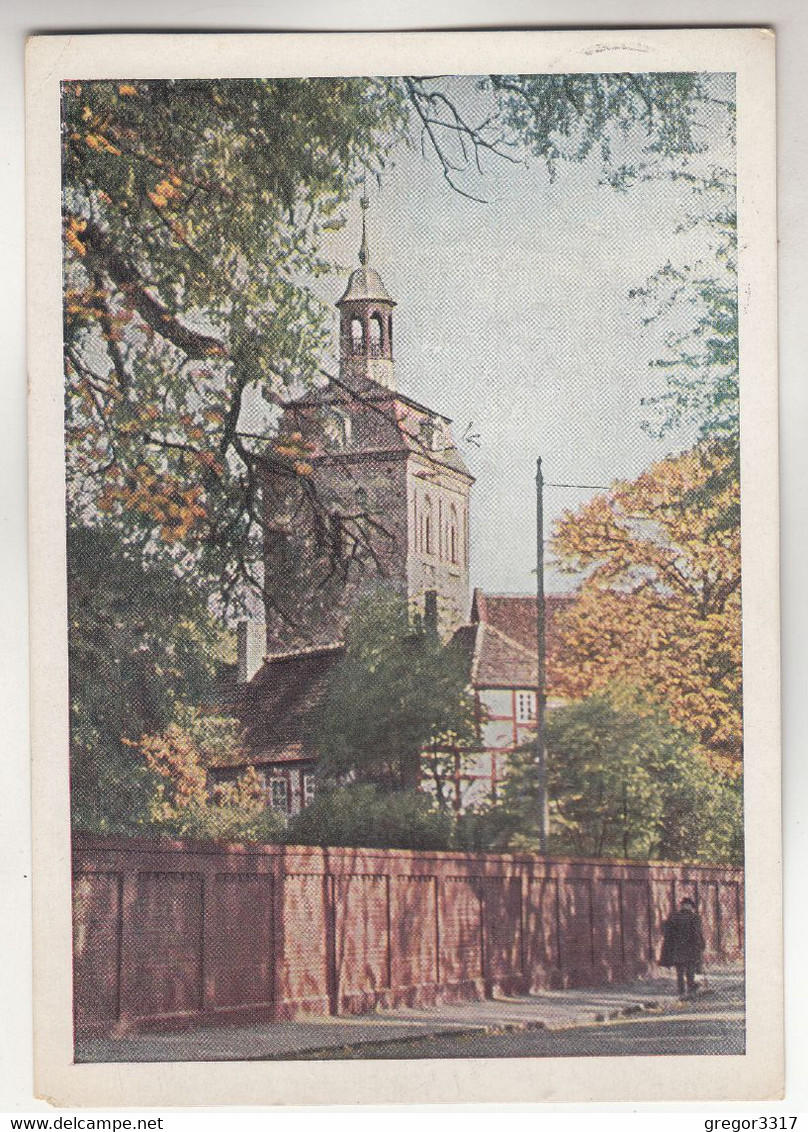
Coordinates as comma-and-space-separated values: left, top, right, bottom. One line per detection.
337, 265, 394, 305
337, 193, 395, 306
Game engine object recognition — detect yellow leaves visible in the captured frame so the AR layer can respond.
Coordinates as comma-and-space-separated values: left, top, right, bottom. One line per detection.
64, 284, 108, 318
196, 451, 224, 474
118, 84, 138, 96
148, 177, 183, 209
84, 133, 121, 155
138, 724, 208, 816
273, 433, 316, 470
98, 465, 207, 544
65, 217, 87, 257
550, 442, 742, 769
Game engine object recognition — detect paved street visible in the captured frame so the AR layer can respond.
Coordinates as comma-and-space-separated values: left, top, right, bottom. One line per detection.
76, 966, 743, 1062
307, 986, 745, 1060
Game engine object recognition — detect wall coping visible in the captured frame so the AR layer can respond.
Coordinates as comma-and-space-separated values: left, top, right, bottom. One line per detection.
71, 832, 742, 874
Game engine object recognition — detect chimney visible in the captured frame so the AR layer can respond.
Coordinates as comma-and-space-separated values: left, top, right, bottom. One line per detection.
237, 620, 265, 684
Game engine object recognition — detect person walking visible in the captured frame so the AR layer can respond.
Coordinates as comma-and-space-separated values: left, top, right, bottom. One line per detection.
659, 897, 706, 998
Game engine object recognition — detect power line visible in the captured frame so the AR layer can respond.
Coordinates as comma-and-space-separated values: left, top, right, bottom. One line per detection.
545, 481, 610, 491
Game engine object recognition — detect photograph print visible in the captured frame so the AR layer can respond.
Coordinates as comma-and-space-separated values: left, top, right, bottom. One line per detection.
30, 31, 777, 1097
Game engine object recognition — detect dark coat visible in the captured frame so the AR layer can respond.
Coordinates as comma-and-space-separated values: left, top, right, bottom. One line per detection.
659, 908, 706, 968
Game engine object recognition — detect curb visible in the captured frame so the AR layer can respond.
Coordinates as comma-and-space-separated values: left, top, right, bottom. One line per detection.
253, 1019, 550, 1061
240, 982, 747, 1059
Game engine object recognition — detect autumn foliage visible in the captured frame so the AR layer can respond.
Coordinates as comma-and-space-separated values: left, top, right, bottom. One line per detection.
135, 713, 286, 843
549, 444, 742, 773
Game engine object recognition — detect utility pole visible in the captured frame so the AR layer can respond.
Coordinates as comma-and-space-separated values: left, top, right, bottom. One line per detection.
535, 457, 549, 854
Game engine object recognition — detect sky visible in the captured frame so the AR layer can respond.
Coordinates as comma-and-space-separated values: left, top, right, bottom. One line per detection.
286, 75, 735, 595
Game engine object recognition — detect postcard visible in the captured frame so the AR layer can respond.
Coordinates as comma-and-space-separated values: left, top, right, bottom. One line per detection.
26, 28, 780, 1105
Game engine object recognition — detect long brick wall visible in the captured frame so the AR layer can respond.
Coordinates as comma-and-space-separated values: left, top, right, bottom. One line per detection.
71, 834, 744, 1038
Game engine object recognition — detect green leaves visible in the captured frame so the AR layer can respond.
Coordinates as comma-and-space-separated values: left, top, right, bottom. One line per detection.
63, 77, 406, 615
67, 521, 231, 832
482, 690, 742, 863
312, 591, 477, 791
287, 784, 452, 851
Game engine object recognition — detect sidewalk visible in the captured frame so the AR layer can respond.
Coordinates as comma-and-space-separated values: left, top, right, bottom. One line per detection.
75, 966, 743, 1063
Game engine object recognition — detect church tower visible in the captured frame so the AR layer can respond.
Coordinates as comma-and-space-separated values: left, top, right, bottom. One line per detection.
337, 196, 396, 392
260, 200, 473, 655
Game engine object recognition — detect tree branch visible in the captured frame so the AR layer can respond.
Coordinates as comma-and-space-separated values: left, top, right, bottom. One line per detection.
77, 217, 228, 359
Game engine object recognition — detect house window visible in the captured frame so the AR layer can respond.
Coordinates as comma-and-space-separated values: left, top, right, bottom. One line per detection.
269, 777, 289, 812
350, 317, 364, 352
303, 774, 316, 807
516, 692, 536, 722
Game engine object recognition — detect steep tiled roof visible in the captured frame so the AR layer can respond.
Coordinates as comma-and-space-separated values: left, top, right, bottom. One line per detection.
471, 590, 571, 659
212, 591, 574, 770
273, 376, 473, 481
205, 644, 344, 770
456, 589, 573, 694
472, 620, 537, 688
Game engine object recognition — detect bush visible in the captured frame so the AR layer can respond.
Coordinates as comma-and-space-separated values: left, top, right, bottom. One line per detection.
124, 713, 287, 845
477, 689, 744, 863
286, 783, 453, 850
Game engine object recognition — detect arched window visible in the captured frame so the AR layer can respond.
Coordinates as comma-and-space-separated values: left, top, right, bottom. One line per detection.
422, 495, 434, 555
449, 504, 459, 564
369, 312, 383, 355
350, 317, 364, 353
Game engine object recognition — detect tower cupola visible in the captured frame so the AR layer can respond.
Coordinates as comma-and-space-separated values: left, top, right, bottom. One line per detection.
337, 195, 396, 391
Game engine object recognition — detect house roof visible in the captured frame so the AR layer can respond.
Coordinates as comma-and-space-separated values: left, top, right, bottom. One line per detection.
205, 644, 344, 770
457, 589, 573, 693
209, 590, 574, 772
472, 590, 570, 660
269, 376, 473, 482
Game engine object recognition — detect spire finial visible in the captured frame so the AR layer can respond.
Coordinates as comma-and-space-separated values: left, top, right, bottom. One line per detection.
358, 181, 370, 266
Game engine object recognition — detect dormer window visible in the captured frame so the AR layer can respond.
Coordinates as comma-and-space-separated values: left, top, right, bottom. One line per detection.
419, 417, 446, 453
323, 407, 352, 449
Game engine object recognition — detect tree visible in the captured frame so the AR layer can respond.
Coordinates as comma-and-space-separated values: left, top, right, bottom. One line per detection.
135, 709, 287, 843
550, 444, 742, 772
482, 691, 742, 864
63, 77, 408, 615
311, 591, 477, 791
67, 521, 230, 831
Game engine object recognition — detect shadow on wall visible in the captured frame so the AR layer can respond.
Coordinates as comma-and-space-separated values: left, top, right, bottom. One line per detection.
71, 834, 745, 1039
